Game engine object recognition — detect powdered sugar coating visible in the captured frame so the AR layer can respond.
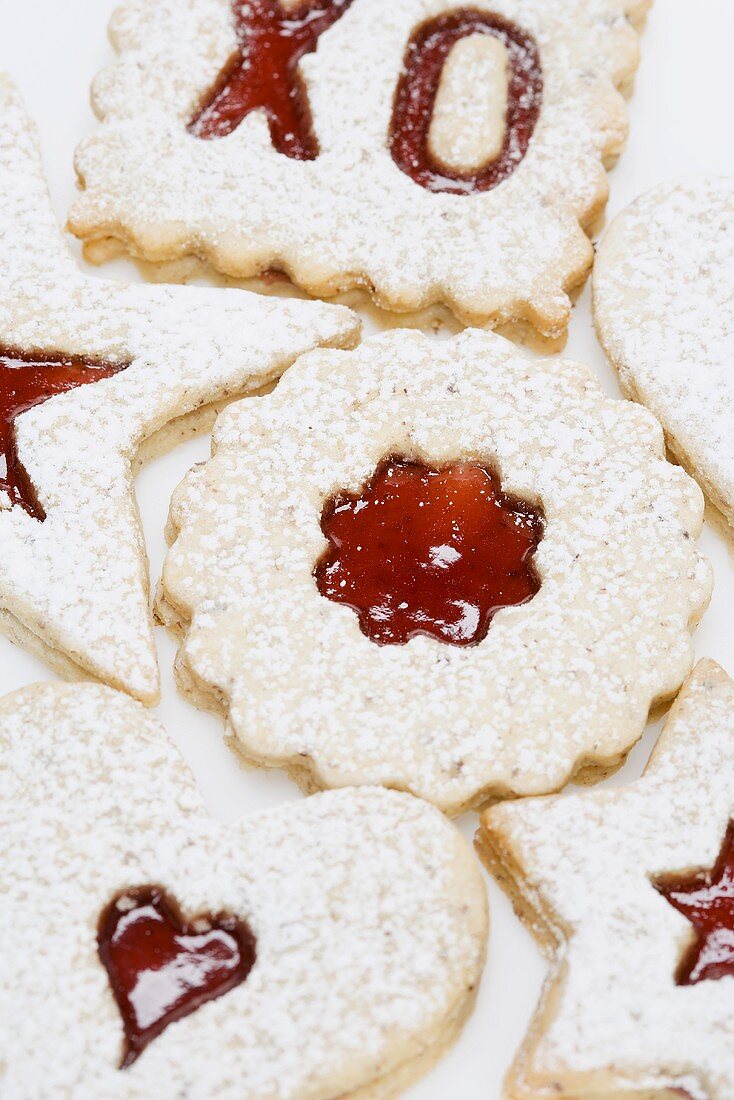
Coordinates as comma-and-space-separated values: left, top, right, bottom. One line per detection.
70, 0, 647, 336
480, 659, 734, 1100
160, 329, 711, 815
0, 77, 358, 703
594, 177, 734, 530
0, 681, 486, 1098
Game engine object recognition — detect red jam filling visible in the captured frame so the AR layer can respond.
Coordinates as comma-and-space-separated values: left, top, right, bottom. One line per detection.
315, 457, 543, 647
98, 886, 256, 1068
189, 0, 354, 155
389, 9, 542, 194
655, 821, 734, 985
0, 349, 125, 521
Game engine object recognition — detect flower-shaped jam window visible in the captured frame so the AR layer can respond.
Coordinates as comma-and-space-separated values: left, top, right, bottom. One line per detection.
315, 457, 543, 646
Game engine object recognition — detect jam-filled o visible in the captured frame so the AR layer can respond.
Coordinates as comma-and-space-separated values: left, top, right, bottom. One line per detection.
389, 10, 542, 195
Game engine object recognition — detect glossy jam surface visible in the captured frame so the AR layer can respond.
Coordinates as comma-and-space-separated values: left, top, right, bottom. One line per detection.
189, 0, 354, 155
655, 821, 734, 985
0, 349, 125, 521
98, 886, 256, 1068
315, 457, 543, 646
390, 9, 542, 194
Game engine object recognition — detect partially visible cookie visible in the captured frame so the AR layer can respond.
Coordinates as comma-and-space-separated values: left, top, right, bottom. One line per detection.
0, 76, 358, 703
478, 659, 734, 1100
0, 680, 487, 1098
158, 329, 710, 815
593, 177, 734, 529
70, 0, 649, 336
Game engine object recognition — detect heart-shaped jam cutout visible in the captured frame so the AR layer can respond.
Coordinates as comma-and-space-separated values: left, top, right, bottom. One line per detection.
98, 886, 256, 1068
315, 456, 543, 647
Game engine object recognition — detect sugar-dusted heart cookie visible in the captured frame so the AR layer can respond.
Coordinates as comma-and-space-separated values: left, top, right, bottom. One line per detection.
594, 177, 734, 529
158, 329, 711, 815
0, 76, 358, 703
70, 0, 649, 337
478, 659, 734, 1100
0, 681, 487, 1096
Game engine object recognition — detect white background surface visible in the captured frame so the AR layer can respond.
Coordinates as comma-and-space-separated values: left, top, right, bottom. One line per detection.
1, 1, 733, 1096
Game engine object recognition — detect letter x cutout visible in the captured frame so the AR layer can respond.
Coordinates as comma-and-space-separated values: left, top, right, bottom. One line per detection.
189, 0, 354, 157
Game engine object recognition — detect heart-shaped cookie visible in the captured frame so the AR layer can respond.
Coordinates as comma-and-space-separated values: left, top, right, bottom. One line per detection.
594, 177, 734, 528
0, 681, 487, 1097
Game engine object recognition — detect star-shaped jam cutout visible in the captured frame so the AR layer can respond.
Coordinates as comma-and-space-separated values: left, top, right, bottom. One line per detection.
0, 349, 125, 521
188, 0, 354, 156
315, 456, 544, 646
655, 820, 734, 985
98, 885, 256, 1068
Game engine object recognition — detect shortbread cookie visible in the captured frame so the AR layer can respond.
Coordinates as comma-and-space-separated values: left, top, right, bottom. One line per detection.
70, 0, 649, 336
594, 178, 734, 531
0, 77, 358, 704
0, 680, 487, 1098
478, 659, 734, 1100
158, 329, 711, 815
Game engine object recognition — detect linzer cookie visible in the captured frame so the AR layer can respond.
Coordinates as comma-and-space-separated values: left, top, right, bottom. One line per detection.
594, 177, 734, 530
478, 659, 734, 1100
70, 0, 649, 336
0, 76, 358, 703
157, 329, 710, 815
0, 681, 487, 1096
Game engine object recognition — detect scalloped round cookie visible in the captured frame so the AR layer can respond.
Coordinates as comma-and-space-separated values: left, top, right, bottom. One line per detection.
70, 0, 649, 336
158, 329, 711, 816
594, 177, 734, 530
0, 681, 487, 1098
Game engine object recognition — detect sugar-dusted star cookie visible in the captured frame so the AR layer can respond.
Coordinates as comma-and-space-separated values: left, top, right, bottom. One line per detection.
0, 680, 487, 1097
158, 329, 711, 815
70, 0, 649, 337
594, 177, 734, 531
0, 76, 358, 703
478, 658, 734, 1100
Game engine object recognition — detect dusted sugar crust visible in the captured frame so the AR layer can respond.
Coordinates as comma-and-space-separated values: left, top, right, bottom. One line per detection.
0, 76, 358, 704
0, 681, 487, 1099
159, 329, 711, 815
594, 177, 734, 531
71, 0, 649, 336
478, 660, 734, 1100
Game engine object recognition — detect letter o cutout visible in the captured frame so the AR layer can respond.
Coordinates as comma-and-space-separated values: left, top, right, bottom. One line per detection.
389, 9, 543, 195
